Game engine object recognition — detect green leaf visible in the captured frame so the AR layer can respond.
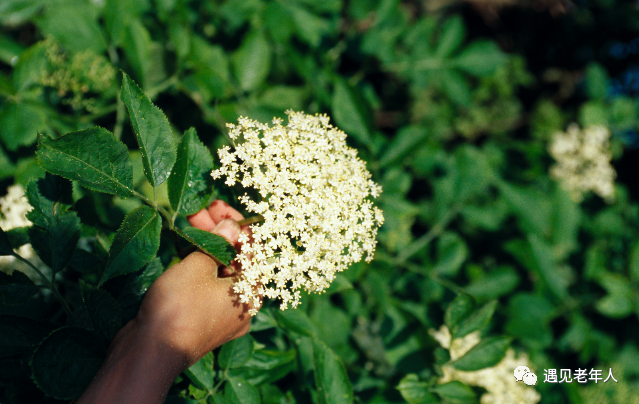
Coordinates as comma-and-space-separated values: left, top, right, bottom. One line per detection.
453, 40, 506, 77
332, 79, 372, 147
122, 20, 154, 89
184, 352, 215, 391
528, 235, 570, 300
36, 128, 134, 198
274, 307, 317, 337
430, 381, 475, 402
434, 232, 468, 276
0, 0, 46, 27
0, 270, 39, 305
451, 336, 511, 371
444, 294, 474, 333
227, 349, 296, 385
120, 72, 177, 188
452, 300, 497, 340
440, 69, 471, 106
211, 395, 236, 404
218, 334, 255, 369
0, 101, 46, 151
101, 205, 161, 285
25, 174, 73, 225
168, 128, 214, 215
81, 282, 124, 341
0, 315, 51, 358
435, 15, 465, 58
224, 376, 260, 404
232, 29, 272, 91
28, 211, 80, 274
396, 374, 438, 404
313, 339, 354, 404
595, 272, 634, 318
505, 293, 554, 349
6, 226, 30, 250
177, 227, 236, 267
35, 0, 107, 53
31, 327, 108, 400
117, 257, 165, 321
379, 126, 429, 168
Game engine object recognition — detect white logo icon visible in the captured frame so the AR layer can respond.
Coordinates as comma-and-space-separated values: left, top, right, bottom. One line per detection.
514, 366, 537, 386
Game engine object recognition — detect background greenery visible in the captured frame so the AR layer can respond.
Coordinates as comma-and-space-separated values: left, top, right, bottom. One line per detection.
2, 0, 639, 403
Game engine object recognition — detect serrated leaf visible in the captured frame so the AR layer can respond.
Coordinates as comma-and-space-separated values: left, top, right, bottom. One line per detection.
0, 271, 39, 305
25, 174, 73, 227
36, 128, 134, 198
185, 352, 215, 391
168, 128, 214, 215
451, 336, 511, 371
313, 339, 354, 404
430, 381, 475, 402
232, 30, 272, 91
224, 376, 260, 404
28, 211, 80, 274
453, 300, 497, 340
332, 79, 372, 147
0, 315, 52, 358
81, 282, 124, 341
444, 294, 474, 333
396, 374, 438, 404
117, 257, 165, 321
120, 72, 177, 188
31, 327, 107, 400
177, 227, 236, 267
101, 205, 161, 285
218, 334, 255, 370
227, 349, 296, 385
6, 226, 30, 250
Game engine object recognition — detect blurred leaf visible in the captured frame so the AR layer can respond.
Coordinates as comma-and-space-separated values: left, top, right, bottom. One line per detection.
332, 79, 373, 147
122, 20, 154, 88
465, 266, 520, 300
185, 352, 215, 391
281, 1, 331, 47
453, 41, 507, 77
80, 282, 123, 341
101, 205, 161, 285
177, 227, 236, 267
451, 336, 510, 371
630, 240, 639, 283
0, 315, 51, 358
0, 34, 24, 66
168, 128, 214, 216
232, 29, 272, 92
498, 181, 551, 238
0, 0, 45, 27
228, 349, 296, 385
103, 0, 149, 46
434, 232, 468, 276
445, 294, 474, 333
121, 72, 177, 188
36, 128, 134, 198
274, 306, 317, 337
219, 334, 255, 370
188, 36, 231, 100
453, 300, 497, 340
396, 374, 438, 404
440, 69, 471, 106
0, 271, 39, 305
379, 126, 429, 168
430, 381, 475, 402
259, 85, 306, 111
552, 185, 580, 259
585, 62, 610, 100
435, 15, 465, 58
505, 293, 554, 348
36, 0, 107, 53
0, 226, 13, 255
595, 272, 634, 318
529, 235, 570, 300
313, 338, 354, 404
32, 327, 107, 400
0, 102, 46, 151
224, 376, 260, 404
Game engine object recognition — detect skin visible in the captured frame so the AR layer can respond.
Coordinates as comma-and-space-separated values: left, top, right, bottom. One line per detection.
77, 200, 254, 404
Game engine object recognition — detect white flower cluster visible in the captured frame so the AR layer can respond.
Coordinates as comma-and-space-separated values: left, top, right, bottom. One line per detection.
0, 185, 46, 281
212, 111, 384, 315
430, 326, 541, 404
548, 124, 616, 202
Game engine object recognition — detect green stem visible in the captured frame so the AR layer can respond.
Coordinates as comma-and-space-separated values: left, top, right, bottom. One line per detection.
146, 75, 179, 99
395, 205, 461, 264
133, 190, 176, 231
13, 254, 74, 320
238, 215, 264, 226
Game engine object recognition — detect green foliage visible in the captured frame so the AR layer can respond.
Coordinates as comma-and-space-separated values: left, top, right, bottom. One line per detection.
2, 1, 639, 403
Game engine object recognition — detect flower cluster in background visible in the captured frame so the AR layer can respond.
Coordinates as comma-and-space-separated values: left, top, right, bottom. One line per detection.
212, 111, 384, 314
430, 326, 541, 404
548, 124, 617, 202
0, 185, 47, 281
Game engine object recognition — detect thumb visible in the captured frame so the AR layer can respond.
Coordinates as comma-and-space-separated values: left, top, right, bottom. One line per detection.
211, 219, 241, 246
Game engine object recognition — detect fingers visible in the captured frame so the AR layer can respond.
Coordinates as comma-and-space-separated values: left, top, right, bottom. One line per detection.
187, 209, 216, 231
211, 219, 241, 246
208, 200, 244, 223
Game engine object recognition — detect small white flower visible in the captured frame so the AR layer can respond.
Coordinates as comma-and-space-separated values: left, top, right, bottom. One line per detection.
212, 111, 384, 315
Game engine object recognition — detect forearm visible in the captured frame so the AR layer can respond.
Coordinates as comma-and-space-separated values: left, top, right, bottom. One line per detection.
77, 320, 188, 404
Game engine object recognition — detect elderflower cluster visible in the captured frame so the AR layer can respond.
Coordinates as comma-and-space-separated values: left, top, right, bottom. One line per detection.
212, 111, 384, 315
548, 124, 616, 203
0, 185, 47, 281
430, 326, 541, 404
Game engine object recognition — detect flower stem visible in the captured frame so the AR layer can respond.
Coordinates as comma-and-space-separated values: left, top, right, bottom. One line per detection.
238, 215, 264, 226
13, 254, 74, 320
